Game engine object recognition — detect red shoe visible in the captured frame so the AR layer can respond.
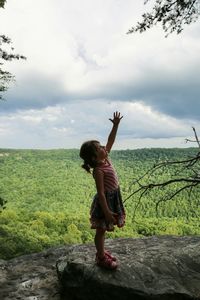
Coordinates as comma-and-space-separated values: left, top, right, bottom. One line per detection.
105, 250, 117, 262
96, 254, 117, 270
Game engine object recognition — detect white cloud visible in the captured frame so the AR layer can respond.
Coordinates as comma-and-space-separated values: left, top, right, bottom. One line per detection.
2, 0, 200, 96
0, 101, 198, 149
0, 0, 200, 148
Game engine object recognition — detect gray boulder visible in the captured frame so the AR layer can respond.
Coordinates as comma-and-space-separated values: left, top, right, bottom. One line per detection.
0, 245, 70, 300
56, 236, 200, 300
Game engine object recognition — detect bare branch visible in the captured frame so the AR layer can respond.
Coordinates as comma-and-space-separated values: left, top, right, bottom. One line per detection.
192, 127, 200, 148
155, 182, 198, 211
124, 127, 200, 217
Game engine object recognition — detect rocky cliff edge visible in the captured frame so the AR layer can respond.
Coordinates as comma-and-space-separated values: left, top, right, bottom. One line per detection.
57, 236, 200, 300
1, 236, 200, 300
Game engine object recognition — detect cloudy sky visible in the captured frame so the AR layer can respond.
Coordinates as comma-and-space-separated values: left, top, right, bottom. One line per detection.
0, 0, 200, 149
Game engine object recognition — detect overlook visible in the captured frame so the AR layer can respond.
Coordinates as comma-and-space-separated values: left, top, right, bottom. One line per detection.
1, 236, 200, 300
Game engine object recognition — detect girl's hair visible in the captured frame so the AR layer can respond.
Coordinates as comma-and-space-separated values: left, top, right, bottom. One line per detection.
79, 140, 99, 173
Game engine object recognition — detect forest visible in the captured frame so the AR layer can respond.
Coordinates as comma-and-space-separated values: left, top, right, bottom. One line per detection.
0, 147, 200, 259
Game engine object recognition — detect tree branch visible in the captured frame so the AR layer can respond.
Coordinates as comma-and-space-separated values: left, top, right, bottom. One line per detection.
127, 0, 200, 36
124, 127, 200, 218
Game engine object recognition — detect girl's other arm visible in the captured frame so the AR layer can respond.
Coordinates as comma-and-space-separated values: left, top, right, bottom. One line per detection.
106, 111, 123, 153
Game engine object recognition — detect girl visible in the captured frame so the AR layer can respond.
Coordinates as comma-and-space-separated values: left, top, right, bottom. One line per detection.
79, 111, 125, 270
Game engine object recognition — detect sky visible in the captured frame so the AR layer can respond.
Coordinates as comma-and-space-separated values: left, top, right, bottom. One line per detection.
0, 0, 200, 150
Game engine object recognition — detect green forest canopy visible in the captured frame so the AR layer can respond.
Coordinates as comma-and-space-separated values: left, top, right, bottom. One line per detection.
0, 148, 199, 259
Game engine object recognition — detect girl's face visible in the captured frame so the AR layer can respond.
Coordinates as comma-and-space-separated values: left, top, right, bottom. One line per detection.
94, 142, 107, 161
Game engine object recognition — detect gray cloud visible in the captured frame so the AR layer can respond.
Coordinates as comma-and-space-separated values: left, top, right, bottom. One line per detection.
1, 0, 200, 149
0, 73, 72, 112
2, 68, 200, 123
0, 100, 194, 149
0, 0, 199, 122
78, 67, 200, 121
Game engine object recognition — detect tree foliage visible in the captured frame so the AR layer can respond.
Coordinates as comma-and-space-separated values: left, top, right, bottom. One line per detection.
128, 0, 200, 36
0, 0, 26, 100
0, 0, 6, 8
0, 196, 6, 212
0, 148, 200, 259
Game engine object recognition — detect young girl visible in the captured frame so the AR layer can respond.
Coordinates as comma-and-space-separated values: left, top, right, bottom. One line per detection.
79, 111, 125, 270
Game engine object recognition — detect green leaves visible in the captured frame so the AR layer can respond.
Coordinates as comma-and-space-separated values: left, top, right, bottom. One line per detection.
0, 0, 6, 9
0, 148, 200, 260
128, 0, 200, 36
0, 2, 26, 100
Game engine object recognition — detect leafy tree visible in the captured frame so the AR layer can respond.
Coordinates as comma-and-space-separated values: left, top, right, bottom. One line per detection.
0, 0, 26, 100
0, 0, 6, 8
128, 0, 200, 36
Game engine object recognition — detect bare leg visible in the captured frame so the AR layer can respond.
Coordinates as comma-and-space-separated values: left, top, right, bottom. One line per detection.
95, 228, 106, 258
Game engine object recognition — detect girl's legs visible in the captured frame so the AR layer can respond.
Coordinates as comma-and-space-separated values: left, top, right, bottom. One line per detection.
94, 228, 117, 269
95, 228, 106, 258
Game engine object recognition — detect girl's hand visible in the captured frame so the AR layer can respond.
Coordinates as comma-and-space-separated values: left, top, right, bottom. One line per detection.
109, 111, 123, 126
105, 210, 118, 223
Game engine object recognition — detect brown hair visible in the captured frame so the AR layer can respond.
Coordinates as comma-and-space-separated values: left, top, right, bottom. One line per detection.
79, 140, 99, 173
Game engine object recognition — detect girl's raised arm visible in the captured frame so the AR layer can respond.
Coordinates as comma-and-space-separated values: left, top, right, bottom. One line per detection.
106, 111, 123, 153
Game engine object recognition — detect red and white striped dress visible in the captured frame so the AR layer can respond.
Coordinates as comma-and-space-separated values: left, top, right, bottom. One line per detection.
90, 158, 126, 231
93, 159, 119, 192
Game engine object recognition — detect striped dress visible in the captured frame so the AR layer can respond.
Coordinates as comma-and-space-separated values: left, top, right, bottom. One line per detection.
90, 159, 126, 231
93, 159, 119, 192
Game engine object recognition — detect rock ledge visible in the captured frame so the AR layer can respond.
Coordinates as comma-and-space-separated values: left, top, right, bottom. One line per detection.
57, 236, 200, 300
0, 245, 70, 300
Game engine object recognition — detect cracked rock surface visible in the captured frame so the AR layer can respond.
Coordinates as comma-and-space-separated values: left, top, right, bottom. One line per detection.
0, 245, 70, 300
1, 236, 200, 300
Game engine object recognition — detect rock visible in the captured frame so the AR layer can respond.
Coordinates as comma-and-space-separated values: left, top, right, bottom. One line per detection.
56, 236, 200, 300
0, 245, 71, 300
1, 236, 200, 300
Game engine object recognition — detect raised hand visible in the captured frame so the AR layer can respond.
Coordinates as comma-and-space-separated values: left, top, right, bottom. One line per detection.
106, 111, 123, 152
109, 111, 123, 126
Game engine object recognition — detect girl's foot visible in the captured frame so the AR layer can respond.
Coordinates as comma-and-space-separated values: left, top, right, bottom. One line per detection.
96, 254, 117, 270
96, 251, 117, 262
105, 250, 117, 262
